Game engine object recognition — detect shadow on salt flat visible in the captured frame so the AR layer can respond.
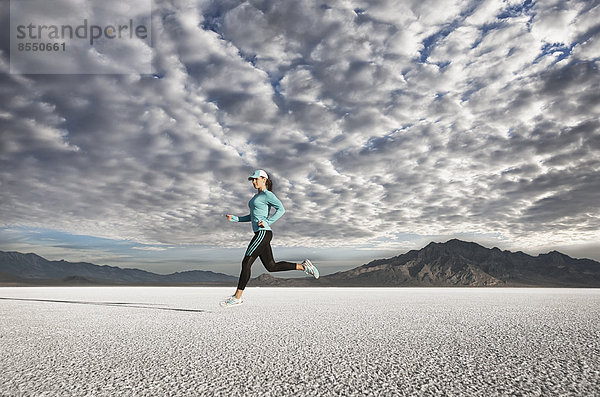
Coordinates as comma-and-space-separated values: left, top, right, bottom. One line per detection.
0, 297, 212, 313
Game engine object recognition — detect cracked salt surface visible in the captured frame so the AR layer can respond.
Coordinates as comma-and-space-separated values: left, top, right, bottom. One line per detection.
1, 287, 599, 396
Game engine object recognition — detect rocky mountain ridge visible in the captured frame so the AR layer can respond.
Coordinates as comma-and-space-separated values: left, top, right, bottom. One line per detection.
249, 239, 600, 287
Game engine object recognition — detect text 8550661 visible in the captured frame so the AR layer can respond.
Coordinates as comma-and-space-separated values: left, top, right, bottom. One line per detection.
18, 42, 66, 52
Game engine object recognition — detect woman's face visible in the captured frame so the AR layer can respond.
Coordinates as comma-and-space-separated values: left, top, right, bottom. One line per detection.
252, 176, 267, 190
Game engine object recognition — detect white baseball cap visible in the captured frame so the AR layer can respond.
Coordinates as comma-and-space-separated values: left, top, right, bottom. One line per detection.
248, 169, 268, 180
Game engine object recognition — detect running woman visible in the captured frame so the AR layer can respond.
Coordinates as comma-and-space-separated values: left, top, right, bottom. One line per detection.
222, 169, 319, 307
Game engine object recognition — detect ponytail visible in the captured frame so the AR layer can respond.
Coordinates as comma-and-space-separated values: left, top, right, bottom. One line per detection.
266, 178, 273, 191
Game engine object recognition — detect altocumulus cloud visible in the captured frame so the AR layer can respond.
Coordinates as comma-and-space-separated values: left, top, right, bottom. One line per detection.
0, 0, 599, 257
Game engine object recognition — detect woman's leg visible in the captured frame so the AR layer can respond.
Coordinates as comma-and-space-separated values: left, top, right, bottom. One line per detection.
235, 231, 268, 297
235, 231, 304, 299
257, 231, 301, 272
235, 254, 257, 297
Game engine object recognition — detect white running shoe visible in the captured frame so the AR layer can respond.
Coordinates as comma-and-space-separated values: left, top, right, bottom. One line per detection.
220, 294, 244, 307
302, 259, 319, 279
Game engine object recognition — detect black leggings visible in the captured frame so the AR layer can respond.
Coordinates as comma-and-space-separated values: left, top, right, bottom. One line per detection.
237, 230, 296, 290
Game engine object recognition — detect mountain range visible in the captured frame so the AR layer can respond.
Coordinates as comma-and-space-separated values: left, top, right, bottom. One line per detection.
258, 239, 600, 287
1, 239, 599, 287
0, 251, 237, 286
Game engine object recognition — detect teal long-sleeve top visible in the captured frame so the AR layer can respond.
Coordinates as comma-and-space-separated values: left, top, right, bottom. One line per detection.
229, 190, 286, 232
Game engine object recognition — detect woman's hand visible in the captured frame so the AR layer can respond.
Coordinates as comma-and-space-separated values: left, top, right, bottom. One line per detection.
257, 220, 265, 228
226, 214, 233, 221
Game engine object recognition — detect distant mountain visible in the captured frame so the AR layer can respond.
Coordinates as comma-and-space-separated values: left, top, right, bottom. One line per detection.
0, 251, 237, 285
3, 239, 599, 287
248, 239, 600, 287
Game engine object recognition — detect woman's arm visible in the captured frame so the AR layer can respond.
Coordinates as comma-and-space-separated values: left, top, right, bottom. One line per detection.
226, 214, 251, 222
264, 192, 285, 226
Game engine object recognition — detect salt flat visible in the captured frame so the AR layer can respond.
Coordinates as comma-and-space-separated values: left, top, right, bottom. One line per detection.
1, 287, 598, 396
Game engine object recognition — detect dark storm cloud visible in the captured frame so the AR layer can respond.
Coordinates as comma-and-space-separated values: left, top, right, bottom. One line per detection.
1, 0, 599, 254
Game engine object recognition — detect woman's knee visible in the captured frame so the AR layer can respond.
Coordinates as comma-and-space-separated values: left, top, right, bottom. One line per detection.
262, 260, 277, 272
241, 256, 254, 270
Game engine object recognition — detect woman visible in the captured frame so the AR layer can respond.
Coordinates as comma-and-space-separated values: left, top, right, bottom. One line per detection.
222, 169, 319, 307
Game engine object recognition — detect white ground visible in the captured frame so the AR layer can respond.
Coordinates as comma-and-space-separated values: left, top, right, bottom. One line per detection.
1, 287, 599, 396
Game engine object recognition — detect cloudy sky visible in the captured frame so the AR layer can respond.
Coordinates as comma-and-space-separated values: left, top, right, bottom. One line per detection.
1, 0, 599, 277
